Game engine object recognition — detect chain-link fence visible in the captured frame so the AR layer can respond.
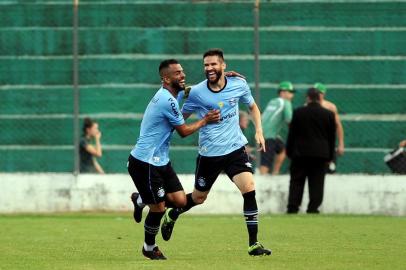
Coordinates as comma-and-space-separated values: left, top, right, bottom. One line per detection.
1, 0, 405, 174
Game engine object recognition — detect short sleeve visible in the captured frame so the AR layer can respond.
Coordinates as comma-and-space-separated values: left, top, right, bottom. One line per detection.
162, 97, 185, 126
239, 80, 254, 106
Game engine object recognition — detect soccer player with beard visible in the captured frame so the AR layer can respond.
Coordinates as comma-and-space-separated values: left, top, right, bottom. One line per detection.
128, 59, 220, 260
160, 49, 272, 256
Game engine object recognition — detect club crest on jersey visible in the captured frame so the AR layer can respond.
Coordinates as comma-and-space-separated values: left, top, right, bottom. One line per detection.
157, 187, 165, 198
217, 102, 224, 109
197, 176, 206, 187
228, 98, 237, 107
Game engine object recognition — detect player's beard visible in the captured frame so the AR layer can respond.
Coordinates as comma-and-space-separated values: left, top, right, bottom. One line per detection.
171, 80, 185, 93
205, 69, 223, 84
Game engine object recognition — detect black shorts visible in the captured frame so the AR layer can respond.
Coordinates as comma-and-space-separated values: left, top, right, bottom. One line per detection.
127, 155, 183, 205
260, 138, 285, 168
194, 147, 253, 192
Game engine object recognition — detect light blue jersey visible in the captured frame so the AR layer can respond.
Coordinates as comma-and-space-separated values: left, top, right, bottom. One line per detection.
131, 87, 185, 166
182, 77, 254, 157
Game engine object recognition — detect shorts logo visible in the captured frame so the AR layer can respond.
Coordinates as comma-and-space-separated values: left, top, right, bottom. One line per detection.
157, 187, 165, 198
245, 162, 252, 168
197, 176, 206, 187
228, 98, 237, 107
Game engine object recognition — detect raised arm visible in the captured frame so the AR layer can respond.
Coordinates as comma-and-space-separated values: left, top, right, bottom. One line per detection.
85, 131, 102, 158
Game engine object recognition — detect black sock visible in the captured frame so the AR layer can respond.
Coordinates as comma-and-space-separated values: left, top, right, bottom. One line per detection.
243, 190, 258, 246
168, 193, 196, 221
144, 211, 164, 245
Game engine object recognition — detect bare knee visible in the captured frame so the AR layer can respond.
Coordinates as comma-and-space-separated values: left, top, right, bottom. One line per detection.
241, 181, 255, 194
149, 202, 166, 213
172, 196, 186, 208
259, 166, 269, 175
166, 191, 186, 208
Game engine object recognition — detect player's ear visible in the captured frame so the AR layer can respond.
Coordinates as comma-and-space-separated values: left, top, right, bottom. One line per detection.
162, 75, 170, 84
222, 61, 226, 70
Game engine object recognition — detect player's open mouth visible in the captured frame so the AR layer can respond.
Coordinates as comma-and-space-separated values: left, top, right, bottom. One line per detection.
207, 71, 216, 78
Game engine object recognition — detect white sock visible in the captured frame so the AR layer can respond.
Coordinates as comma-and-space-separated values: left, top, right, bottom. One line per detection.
143, 242, 157, 251
137, 196, 145, 208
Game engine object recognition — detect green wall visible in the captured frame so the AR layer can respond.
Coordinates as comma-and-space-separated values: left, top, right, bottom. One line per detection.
1, 1, 405, 173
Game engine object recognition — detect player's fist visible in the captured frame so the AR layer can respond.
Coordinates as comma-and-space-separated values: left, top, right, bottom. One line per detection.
204, 109, 221, 124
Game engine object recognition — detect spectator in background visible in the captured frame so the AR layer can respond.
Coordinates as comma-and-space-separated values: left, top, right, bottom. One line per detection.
400, 140, 406, 148
260, 81, 295, 175
314, 83, 345, 156
80, 117, 104, 174
286, 88, 336, 214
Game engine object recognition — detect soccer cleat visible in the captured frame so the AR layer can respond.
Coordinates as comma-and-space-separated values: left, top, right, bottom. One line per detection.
131, 192, 143, 223
142, 246, 167, 260
248, 242, 272, 256
161, 208, 176, 241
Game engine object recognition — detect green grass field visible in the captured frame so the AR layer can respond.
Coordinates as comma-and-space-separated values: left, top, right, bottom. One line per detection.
0, 213, 405, 270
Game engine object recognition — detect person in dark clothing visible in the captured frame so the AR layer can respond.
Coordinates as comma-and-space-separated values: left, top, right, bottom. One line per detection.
286, 88, 336, 214
80, 117, 104, 174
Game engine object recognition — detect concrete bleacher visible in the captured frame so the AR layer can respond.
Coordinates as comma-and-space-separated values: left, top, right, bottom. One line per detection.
1, 0, 405, 173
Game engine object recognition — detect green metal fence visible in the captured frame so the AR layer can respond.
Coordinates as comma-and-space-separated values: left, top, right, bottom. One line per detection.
1, 0, 405, 174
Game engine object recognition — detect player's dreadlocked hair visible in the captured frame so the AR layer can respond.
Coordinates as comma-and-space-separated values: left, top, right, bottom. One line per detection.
159, 59, 179, 78
203, 48, 224, 62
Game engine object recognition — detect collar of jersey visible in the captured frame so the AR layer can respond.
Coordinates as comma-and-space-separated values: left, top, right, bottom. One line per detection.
207, 76, 228, 93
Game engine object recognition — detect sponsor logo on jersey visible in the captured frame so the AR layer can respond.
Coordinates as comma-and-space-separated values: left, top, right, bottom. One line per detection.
168, 98, 180, 118
220, 110, 237, 122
